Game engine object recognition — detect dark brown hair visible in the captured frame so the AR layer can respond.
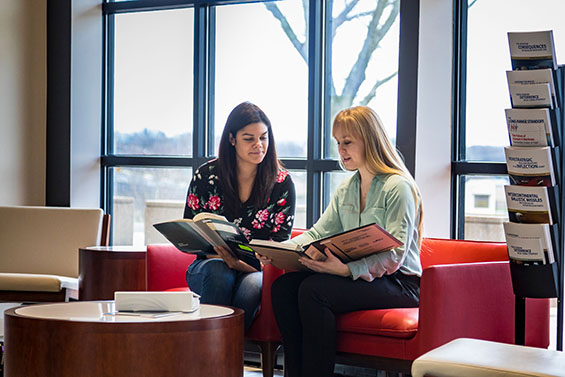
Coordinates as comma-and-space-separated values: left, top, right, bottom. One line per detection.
217, 102, 280, 213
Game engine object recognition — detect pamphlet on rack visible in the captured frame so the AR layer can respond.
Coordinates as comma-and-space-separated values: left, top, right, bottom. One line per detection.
509, 83, 553, 108
503, 222, 555, 264
504, 185, 556, 225
508, 30, 557, 70
506, 69, 557, 108
505, 108, 554, 147
504, 146, 556, 186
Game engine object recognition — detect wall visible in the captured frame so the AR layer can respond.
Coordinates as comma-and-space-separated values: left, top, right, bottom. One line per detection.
415, 0, 453, 238
0, 1, 46, 205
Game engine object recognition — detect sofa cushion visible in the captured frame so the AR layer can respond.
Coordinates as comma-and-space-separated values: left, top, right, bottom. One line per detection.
337, 308, 419, 339
0, 273, 78, 292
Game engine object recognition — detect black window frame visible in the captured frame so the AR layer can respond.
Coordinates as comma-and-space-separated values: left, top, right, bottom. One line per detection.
45, 0, 419, 237
452, 0, 507, 239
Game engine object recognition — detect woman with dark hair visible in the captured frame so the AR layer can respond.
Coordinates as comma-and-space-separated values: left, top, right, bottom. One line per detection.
183, 102, 296, 331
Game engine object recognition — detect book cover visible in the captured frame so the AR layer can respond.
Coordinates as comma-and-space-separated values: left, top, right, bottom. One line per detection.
153, 213, 261, 271
509, 83, 553, 108
249, 240, 308, 271
506, 69, 557, 108
306, 222, 402, 262
504, 185, 555, 225
505, 108, 554, 147
504, 146, 556, 186
508, 30, 557, 70
250, 223, 402, 271
503, 222, 555, 264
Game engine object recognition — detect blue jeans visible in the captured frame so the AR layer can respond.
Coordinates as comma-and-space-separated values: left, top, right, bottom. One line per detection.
186, 257, 262, 332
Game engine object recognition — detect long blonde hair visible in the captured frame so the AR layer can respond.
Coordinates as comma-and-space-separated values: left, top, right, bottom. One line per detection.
332, 106, 424, 244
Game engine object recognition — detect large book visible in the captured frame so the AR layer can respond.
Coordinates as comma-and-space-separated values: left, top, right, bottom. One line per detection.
503, 222, 555, 265
508, 83, 553, 109
504, 146, 556, 186
250, 223, 402, 271
504, 185, 557, 225
508, 30, 557, 70
153, 213, 261, 271
506, 69, 557, 108
505, 108, 554, 147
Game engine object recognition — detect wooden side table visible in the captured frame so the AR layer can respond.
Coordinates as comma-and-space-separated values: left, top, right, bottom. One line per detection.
79, 246, 147, 301
4, 302, 244, 377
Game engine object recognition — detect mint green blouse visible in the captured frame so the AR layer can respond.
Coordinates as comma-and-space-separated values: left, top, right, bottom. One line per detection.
290, 172, 422, 281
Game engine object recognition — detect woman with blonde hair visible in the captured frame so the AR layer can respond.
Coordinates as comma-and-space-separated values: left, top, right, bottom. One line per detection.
269, 106, 423, 377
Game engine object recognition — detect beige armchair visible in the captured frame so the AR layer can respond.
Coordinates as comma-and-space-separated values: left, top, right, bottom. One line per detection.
0, 206, 110, 302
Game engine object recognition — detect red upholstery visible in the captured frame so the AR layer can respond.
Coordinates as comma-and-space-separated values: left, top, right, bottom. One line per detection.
335, 238, 550, 372
146, 244, 195, 291
145, 236, 550, 375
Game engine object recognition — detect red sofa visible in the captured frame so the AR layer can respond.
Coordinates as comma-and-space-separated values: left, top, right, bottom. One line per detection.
146, 236, 550, 376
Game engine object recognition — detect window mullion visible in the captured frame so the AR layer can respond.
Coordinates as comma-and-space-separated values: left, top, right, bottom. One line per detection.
306, 0, 324, 227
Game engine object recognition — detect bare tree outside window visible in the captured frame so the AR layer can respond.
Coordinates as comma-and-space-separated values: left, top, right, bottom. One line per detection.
265, 0, 399, 120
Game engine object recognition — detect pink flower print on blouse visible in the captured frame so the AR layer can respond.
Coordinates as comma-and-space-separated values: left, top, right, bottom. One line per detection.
252, 219, 265, 230
187, 193, 200, 210
274, 212, 286, 225
241, 227, 252, 238
272, 224, 281, 233
277, 198, 286, 207
276, 170, 289, 183
256, 209, 269, 222
207, 196, 221, 211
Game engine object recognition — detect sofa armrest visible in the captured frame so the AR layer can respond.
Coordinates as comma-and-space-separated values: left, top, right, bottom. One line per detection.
415, 261, 549, 355
146, 244, 196, 291
246, 264, 285, 341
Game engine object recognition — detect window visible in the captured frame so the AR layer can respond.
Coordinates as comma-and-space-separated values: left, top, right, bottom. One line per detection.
454, 0, 565, 240
102, 0, 417, 245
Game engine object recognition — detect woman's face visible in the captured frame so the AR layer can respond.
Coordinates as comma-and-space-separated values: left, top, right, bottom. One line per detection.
230, 122, 269, 168
333, 125, 366, 171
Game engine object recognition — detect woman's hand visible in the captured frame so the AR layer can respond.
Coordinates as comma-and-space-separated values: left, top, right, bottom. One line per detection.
214, 246, 257, 273
256, 253, 273, 267
298, 248, 351, 277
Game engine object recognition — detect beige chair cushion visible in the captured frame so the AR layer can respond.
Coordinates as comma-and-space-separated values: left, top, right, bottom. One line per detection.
0, 206, 104, 278
0, 273, 78, 292
412, 338, 565, 377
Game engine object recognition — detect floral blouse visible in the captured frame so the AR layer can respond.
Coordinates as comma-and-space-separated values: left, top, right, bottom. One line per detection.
183, 159, 296, 242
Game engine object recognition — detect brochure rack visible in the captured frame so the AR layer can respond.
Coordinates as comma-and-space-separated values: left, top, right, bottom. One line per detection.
504, 61, 564, 350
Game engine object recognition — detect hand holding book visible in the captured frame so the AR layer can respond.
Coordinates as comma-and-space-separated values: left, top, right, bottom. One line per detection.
297, 247, 352, 277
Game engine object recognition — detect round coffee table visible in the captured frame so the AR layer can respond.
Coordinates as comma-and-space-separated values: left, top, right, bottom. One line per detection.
4, 301, 244, 377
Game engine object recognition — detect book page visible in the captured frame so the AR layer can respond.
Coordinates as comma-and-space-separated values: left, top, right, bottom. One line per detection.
193, 212, 228, 222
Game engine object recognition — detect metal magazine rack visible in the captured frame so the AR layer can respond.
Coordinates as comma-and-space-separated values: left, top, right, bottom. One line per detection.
505, 62, 564, 351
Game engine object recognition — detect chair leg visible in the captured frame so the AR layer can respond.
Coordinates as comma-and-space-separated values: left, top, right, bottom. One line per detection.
258, 341, 279, 377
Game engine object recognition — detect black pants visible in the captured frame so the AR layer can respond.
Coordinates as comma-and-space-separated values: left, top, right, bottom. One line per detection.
271, 271, 420, 377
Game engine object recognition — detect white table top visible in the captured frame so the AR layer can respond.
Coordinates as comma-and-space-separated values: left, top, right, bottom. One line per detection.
13, 301, 233, 323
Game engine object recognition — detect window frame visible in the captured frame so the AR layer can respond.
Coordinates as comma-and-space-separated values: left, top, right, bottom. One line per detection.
95, 0, 419, 235
452, 0, 507, 239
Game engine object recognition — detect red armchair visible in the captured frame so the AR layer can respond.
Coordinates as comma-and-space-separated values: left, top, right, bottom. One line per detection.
334, 238, 549, 374
146, 237, 550, 376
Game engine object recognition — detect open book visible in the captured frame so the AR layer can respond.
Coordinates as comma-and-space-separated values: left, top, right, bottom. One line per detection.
250, 223, 402, 271
153, 213, 261, 271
